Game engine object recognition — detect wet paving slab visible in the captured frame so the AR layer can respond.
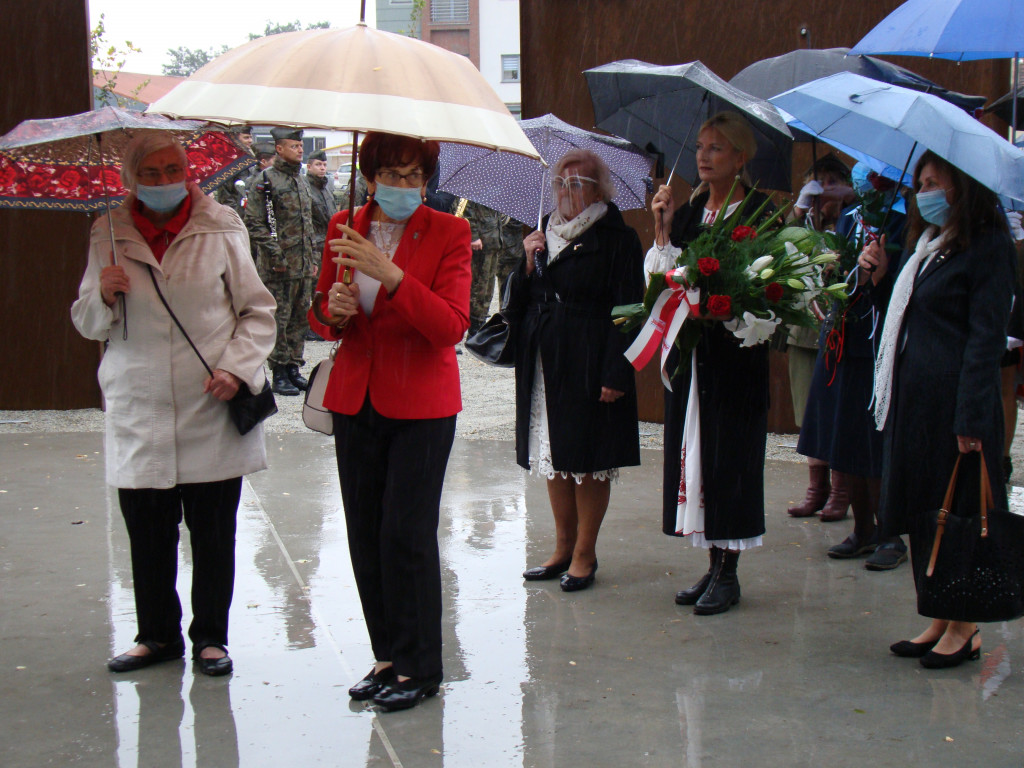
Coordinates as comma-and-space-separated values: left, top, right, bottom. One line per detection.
2, 432, 1023, 767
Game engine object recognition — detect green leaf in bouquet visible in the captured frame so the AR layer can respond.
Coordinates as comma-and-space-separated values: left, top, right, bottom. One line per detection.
611, 302, 648, 334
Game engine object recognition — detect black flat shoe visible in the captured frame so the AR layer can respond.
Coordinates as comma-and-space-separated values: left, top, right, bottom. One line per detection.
193, 648, 233, 677
523, 558, 572, 581
559, 561, 597, 592
349, 666, 396, 700
373, 673, 443, 712
920, 630, 981, 669
828, 531, 878, 559
890, 638, 939, 658
107, 638, 185, 673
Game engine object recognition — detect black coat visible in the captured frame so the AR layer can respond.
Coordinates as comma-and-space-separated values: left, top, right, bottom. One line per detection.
510, 203, 644, 473
878, 227, 1015, 540
661, 189, 772, 540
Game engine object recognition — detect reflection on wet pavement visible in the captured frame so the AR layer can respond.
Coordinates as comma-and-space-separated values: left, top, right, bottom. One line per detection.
2, 433, 1024, 767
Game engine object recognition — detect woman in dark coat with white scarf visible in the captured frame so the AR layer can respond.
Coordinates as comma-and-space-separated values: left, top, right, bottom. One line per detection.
511, 149, 644, 592
860, 150, 1019, 669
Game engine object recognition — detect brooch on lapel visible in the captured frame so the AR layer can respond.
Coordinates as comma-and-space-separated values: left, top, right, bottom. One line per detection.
573, 242, 583, 251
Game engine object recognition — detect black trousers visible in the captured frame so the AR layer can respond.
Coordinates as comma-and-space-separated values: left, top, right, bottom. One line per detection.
118, 477, 241, 652
333, 400, 456, 680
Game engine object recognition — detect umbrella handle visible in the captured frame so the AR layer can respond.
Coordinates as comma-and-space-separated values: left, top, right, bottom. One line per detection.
311, 290, 338, 326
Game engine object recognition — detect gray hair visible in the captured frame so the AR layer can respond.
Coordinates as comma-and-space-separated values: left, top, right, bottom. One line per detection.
551, 149, 615, 202
120, 132, 188, 191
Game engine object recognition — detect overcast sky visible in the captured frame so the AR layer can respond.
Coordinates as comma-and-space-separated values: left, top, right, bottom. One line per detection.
87, 0, 377, 75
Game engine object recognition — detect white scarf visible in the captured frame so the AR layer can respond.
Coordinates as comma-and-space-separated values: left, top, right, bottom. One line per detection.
545, 201, 608, 261
873, 226, 948, 429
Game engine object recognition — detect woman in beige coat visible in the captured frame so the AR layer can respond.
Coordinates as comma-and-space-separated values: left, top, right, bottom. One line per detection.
72, 133, 276, 676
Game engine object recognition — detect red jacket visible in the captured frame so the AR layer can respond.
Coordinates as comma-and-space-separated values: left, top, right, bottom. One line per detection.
308, 202, 472, 419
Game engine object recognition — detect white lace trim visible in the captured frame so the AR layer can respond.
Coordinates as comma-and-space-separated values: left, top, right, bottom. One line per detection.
354, 221, 405, 315
689, 533, 763, 551
526, 352, 619, 484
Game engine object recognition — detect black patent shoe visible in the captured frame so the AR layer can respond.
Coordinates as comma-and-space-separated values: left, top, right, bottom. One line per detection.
523, 558, 572, 581
827, 530, 878, 559
349, 666, 396, 701
890, 638, 938, 658
920, 630, 981, 669
193, 646, 233, 677
559, 561, 597, 592
373, 673, 443, 712
107, 637, 185, 673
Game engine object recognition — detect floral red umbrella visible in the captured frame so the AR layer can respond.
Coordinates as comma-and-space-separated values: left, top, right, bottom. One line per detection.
0, 106, 253, 213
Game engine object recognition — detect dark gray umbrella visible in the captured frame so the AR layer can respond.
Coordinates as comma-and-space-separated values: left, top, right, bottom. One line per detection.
585, 59, 794, 191
730, 48, 986, 128
985, 89, 1024, 129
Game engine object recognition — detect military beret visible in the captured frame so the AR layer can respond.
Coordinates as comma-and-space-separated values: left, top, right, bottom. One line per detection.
231, 124, 253, 135
253, 141, 276, 157
271, 127, 303, 143
308, 150, 327, 162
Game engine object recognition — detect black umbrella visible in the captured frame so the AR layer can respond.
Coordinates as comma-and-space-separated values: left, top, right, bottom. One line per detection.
585, 59, 794, 191
985, 89, 1024, 129
730, 48, 986, 131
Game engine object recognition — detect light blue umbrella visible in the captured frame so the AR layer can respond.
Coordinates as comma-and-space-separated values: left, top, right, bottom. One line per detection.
770, 72, 1024, 204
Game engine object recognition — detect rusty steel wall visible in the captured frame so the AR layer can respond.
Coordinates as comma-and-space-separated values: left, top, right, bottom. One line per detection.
0, 0, 98, 409
520, 0, 1009, 429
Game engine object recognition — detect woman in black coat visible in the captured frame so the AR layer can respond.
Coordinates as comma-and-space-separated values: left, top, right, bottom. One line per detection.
860, 150, 1018, 669
647, 112, 772, 615
511, 149, 644, 592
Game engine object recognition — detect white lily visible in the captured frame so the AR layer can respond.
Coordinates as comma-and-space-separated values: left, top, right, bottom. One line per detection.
750, 255, 774, 273
759, 268, 775, 280
723, 311, 781, 348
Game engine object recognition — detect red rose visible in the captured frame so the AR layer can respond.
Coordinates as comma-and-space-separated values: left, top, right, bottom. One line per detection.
25, 171, 51, 195
706, 294, 732, 317
697, 257, 720, 276
0, 164, 19, 189
730, 225, 757, 241
57, 168, 82, 190
765, 282, 784, 302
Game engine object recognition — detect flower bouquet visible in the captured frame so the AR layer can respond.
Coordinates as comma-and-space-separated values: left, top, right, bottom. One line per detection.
615, 178, 847, 384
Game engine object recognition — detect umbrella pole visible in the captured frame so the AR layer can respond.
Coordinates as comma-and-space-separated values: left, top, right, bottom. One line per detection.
1013, 53, 1020, 145
310, 131, 359, 327
879, 141, 917, 234
536, 163, 548, 231
97, 133, 127, 339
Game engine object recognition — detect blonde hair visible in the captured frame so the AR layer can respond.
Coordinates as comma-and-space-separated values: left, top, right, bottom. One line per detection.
120, 132, 188, 191
552, 149, 615, 202
689, 112, 757, 202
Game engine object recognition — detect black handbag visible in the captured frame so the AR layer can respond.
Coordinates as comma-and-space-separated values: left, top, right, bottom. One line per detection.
148, 268, 277, 435
465, 272, 518, 367
917, 454, 1024, 622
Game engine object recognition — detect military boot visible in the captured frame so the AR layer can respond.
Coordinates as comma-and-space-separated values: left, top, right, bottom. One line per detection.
273, 365, 300, 396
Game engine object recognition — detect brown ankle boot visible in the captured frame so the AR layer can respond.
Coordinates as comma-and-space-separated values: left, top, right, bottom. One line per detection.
820, 470, 851, 522
788, 463, 830, 517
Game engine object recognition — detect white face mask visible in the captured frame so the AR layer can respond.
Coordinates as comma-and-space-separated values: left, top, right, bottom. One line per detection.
136, 181, 188, 213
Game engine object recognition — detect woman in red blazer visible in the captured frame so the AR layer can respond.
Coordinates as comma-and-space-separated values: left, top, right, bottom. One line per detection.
308, 132, 471, 712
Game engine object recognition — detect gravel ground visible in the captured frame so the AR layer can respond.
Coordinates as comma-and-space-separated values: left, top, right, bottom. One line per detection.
4, 342, 1021, 475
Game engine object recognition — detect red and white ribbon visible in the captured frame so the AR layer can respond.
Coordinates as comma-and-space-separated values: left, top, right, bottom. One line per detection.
624, 269, 700, 390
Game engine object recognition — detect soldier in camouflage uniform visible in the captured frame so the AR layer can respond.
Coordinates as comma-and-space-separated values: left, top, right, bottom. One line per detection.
243, 127, 316, 396
453, 198, 526, 334
213, 125, 254, 217
305, 150, 336, 341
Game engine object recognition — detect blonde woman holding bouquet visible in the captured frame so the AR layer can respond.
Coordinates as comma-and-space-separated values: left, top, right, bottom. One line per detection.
647, 112, 775, 615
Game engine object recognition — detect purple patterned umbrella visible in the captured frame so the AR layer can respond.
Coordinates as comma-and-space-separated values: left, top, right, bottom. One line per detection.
438, 113, 653, 229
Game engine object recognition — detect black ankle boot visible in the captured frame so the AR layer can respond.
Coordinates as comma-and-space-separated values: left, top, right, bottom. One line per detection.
675, 548, 721, 605
272, 365, 300, 396
693, 549, 740, 615
286, 363, 309, 391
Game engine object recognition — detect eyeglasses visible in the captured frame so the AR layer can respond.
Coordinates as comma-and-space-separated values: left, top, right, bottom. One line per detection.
137, 165, 186, 184
553, 175, 597, 192
377, 168, 425, 187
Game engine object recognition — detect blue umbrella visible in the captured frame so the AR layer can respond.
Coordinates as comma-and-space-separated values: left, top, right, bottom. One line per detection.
438, 113, 653, 229
769, 72, 1024, 204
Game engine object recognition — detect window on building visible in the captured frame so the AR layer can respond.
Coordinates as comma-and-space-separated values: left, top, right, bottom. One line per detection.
430, 0, 469, 23
501, 55, 520, 83
506, 103, 522, 121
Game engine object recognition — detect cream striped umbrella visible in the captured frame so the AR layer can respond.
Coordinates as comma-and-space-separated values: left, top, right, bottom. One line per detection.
146, 23, 537, 159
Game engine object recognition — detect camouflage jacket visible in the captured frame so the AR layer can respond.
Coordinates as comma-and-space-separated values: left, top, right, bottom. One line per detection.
243, 156, 316, 281
307, 173, 337, 256
213, 152, 255, 217
457, 199, 526, 262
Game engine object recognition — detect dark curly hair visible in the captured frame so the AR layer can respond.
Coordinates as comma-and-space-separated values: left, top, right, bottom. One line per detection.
358, 132, 440, 183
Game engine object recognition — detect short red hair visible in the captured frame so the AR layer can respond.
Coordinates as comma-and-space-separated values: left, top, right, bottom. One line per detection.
358, 132, 440, 182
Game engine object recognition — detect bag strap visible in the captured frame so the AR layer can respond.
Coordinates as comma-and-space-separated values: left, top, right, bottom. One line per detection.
979, 456, 993, 538
147, 266, 215, 378
926, 455, 963, 577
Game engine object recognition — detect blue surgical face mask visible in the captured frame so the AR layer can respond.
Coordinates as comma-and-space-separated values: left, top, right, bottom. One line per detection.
374, 182, 422, 221
136, 181, 188, 213
916, 188, 951, 227
851, 163, 874, 195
